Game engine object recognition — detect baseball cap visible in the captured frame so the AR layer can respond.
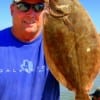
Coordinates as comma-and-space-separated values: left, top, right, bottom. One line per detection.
13, 0, 22, 3
90, 88, 100, 97
13, 0, 45, 3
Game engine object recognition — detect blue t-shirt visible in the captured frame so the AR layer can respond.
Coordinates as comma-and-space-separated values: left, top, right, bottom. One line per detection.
0, 27, 60, 100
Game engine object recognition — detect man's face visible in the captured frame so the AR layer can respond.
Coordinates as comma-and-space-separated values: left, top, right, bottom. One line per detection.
10, 0, 44, 34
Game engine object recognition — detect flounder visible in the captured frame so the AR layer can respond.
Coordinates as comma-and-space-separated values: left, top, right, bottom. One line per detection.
43, 0, 100, 100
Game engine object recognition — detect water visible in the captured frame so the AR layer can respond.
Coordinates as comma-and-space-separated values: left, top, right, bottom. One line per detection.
60, 74, 100, 100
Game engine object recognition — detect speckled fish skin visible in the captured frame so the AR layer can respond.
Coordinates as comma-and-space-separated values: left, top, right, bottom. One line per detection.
43, 0, 100, 100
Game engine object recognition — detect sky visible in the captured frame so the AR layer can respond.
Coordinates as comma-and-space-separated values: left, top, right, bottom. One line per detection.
0, 0, 100, 33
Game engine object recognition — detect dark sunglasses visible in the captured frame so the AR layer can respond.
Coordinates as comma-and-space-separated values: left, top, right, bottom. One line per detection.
15, 2, 45, 12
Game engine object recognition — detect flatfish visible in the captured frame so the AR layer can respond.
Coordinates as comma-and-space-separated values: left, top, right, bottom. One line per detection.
43, 0, 100, 100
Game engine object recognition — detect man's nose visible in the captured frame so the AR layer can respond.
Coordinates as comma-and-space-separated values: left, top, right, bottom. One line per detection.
26, 8, 36, 16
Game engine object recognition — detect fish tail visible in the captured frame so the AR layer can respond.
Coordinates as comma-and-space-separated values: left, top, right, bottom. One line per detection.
75, 90, 90, 100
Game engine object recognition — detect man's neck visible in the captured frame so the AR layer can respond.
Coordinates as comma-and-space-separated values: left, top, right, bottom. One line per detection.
11, 27, 41, 43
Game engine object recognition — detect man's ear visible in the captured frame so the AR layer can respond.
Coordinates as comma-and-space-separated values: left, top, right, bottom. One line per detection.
10, 4, 14, 16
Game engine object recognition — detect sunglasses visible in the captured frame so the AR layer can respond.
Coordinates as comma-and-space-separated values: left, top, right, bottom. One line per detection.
15, 2, 45, 12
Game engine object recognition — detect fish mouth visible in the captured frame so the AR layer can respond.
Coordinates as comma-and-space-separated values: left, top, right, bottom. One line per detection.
49, 8, 69, 18
45, 0, 73, 18
48, 4, 72, 18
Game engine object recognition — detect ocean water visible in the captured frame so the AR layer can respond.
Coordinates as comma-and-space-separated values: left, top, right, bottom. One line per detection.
60, 74, 100, 100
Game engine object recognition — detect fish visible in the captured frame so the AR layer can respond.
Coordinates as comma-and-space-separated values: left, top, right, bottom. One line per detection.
43, 0, 100, 100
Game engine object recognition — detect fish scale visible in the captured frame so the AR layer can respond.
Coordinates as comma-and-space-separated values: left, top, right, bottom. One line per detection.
43, 0, 100, 100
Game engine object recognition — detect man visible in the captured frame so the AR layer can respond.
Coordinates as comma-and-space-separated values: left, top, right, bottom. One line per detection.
90, 88, 100, 100
0, 0, 60, 100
